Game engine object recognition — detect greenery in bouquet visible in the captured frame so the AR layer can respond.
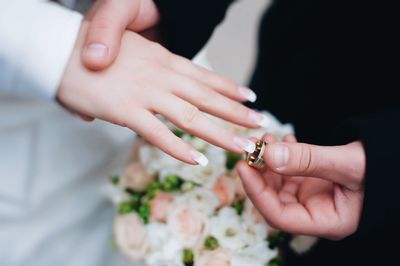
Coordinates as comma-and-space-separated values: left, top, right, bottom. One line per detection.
103, 112, 317, 266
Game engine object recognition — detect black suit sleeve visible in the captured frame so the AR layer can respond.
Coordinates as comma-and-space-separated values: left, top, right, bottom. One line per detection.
333, 108, 400, 236
154, 0, 235, 58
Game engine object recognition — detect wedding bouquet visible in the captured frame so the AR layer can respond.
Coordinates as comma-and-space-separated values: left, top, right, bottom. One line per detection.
103, 112, 316, 266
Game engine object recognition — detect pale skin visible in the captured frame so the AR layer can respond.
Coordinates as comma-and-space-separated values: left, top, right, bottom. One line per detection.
237, 134, 366, 240
58, 0, 264, 165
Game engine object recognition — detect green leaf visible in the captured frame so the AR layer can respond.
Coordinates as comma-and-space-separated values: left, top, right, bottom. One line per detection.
111, 239, 118, 251
118, 202, 134, 215
204, 236, 219, 250
110, 175, 120, 185
267, 256, 283, 266
138, 203, 151, 224
225, 151, 243, 170
182, 249, 194, 266
231, 200, 245, 215
162, 175, 183, 191
173, 129, 185, 138
146, 182, 162, 199
267, 231, 289, 249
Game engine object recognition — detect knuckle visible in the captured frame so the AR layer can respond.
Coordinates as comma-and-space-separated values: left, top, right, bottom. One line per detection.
297, 145, 316, 174
92, 16, 114, 31
180, 105, 200, 130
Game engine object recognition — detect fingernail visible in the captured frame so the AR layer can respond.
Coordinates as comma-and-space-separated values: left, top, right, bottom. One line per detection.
238, 86, 257, 102
190, 150, 209, 167
83, 43, 108, 58
249, 111, 270, 128
233, 137, 256, 153
271, 143, 289, 169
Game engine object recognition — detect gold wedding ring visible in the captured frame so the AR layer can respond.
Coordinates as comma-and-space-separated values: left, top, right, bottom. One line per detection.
246, 139, 267, 169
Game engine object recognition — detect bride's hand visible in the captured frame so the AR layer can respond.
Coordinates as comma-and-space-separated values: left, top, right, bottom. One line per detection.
237, 134, 366, 240
58, 22, 265, 165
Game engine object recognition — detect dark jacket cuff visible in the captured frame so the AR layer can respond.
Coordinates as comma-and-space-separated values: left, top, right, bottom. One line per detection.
331, 108, 400, 235
154, 0, 234, 58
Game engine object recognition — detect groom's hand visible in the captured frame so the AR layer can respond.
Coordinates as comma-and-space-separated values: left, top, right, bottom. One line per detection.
82, 0, 160, 70
237, 134, 366, 240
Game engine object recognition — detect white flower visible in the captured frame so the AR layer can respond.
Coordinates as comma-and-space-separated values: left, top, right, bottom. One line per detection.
242, 220, 268, 246
167, 204, 209, 248
195, 248, 232, 266
145, 223, 185, 266
232, 242, 278, 266
210, 207, 247, 250
101, 183, 130, 205
121, 162, 155, 192
289, 235, 318, 254
174, 146, 226, 187
139, 144, 181, 176
114, 213, 148, 260
242, 199, 268, 226
175, 187, 219, 216
244, 111, 294, 140
145, 238, 184, 266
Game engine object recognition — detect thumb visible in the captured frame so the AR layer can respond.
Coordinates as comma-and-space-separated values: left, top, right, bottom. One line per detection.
82, 0, 139, 70
264, 141, 365, 190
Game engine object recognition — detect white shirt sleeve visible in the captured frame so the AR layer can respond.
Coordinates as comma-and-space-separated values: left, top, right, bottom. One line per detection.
0, 0, 83, 100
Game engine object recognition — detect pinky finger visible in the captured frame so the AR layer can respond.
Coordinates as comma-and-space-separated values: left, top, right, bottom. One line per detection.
127, 111, 208, 166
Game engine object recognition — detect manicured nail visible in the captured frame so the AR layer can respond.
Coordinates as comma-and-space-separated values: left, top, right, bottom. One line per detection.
233, 137, 256, 153
248, 111, 270, 128
271, 143, 289, 169
83, 43, 108, 58
190, 150, 209, 167
238, 86, 257, 102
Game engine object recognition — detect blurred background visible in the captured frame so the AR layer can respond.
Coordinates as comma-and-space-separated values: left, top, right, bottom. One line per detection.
205, 0, 271, 85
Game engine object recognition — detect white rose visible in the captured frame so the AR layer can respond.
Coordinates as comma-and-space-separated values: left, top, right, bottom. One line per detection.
101, 183, 130, 205
232, 242, 278, 266
210, 207, 247, 251
146, 223, 172, 253
242, 220, 268, 245
195, 248, 232, 266
145, 238, 184, 266
167, 204, 208, 248
242, 199, 268, 226
121, 162, 155, 192
175, 187, 219, 216
174, 146, 226, 187
244, 111, 294, 140
139, 145, 180, 175
114, 213, 148, 260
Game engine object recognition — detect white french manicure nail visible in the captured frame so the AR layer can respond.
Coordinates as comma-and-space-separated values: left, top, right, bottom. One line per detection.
248, 111, 270, 128
190, 150, 209, 167
83, 43, 108, 58
238, 86, 257, 102
234, 137, 256, 153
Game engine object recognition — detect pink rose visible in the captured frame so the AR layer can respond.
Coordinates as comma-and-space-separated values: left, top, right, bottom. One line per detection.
233, 174, 247, 198
121, 162, 155, 192
213, 175, 236, 207
167, 204, 208, 248
114, 213, 148, 260
150, 192, 173, 222
195, 249, 231, 266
